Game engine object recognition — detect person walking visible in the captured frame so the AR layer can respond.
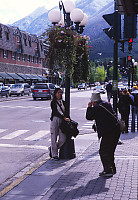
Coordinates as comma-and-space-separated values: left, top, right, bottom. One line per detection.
49, 88, 69, 160
86, 92, 121, 177
118, 89, 133, 133
106, 81, 112, 102
130, 89, 138, 132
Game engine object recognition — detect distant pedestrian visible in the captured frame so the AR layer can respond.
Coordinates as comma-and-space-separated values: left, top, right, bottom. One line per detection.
118, 89, 133, 133
86, 92, 120, 177
106, 81, 112, 102
49, 88, 69, 160
130, 89, 138, 132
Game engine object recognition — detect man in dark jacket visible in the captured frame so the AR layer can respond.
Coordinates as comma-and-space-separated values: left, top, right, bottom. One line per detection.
86, 93, 120, 177
106, 81, 112, 102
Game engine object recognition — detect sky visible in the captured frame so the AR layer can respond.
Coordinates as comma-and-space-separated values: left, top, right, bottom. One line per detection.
0, 0, 66, 24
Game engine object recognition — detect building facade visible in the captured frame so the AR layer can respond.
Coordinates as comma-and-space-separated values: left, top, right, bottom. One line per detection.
0, 23, 48, 83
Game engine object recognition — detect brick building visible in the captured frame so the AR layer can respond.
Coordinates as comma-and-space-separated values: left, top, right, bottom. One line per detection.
0, 23, 56, 84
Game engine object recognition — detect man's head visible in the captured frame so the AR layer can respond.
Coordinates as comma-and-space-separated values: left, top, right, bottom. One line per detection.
90, 92, 101, 104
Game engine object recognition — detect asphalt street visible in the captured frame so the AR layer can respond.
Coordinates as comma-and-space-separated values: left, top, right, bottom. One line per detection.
0, 89, 98, 188
0, 89, 137, 199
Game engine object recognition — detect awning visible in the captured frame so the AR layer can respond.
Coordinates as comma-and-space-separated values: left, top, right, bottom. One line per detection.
6, 73, 24, 81
0, 72, 14, 80
31, 74, 43, 81
25, 74, 38, 80
38, 75, 47, 81
17, 73, 31, 80
25, 74, 43, 81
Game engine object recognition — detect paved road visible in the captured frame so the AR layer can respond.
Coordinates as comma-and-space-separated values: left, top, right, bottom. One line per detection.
0, 89, 98, 187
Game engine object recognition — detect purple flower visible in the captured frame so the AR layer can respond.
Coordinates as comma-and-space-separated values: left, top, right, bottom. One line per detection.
61, 31, 64, 34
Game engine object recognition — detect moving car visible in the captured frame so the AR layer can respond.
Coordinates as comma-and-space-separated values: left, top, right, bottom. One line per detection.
9, 83, 31, 96
32, 83, 56, 100
78, 83, 87, 90
93, 85, 106, 94
0, 86, 9, 97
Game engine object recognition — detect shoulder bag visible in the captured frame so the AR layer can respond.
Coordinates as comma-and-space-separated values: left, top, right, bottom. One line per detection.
57, 101, 79, 138
99, 104, 125, 133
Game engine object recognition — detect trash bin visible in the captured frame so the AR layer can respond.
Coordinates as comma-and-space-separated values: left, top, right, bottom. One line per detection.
59, 136, 76, 159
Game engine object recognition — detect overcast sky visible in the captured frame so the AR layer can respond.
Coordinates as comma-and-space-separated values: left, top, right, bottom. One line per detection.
0, 0, 65, 24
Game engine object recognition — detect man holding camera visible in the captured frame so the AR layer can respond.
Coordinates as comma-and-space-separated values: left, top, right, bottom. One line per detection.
86, 93, 120, 177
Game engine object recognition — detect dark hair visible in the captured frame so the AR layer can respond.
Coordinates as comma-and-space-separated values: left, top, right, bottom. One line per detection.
53, 88, 62, 100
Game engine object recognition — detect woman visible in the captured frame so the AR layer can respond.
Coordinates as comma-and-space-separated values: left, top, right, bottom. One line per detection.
50, 88, 69, 160
118, 89, 133, 133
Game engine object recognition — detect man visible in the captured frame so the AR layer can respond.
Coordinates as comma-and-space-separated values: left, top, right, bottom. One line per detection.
106, 81, 112, 102
86, 93, 121, 177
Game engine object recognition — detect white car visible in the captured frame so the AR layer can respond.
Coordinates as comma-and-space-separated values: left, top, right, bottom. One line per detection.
93, 85, 106, 94
78, 83, 87, 90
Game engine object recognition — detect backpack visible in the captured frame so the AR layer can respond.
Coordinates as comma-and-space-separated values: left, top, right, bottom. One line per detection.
134, 94, 138, 108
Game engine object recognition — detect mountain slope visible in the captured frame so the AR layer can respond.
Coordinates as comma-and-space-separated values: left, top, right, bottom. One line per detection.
10, 0, 138, 60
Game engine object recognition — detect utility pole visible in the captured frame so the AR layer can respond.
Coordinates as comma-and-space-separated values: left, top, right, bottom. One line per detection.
103, 1, 121, 113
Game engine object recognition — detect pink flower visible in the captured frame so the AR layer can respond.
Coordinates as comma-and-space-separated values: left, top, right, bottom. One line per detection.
61, 31, 64, 34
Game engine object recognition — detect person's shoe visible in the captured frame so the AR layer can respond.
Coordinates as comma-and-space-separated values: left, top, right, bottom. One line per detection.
51, 156, 59, 161
99, 170, 113, 177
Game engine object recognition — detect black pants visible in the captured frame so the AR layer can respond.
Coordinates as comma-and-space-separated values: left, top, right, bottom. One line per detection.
121, 112, 129, 133
99, 126, 120, 172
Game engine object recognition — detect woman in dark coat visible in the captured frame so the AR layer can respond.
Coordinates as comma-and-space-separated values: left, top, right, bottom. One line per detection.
50, 88, 69, 160
118, 89, 133, 133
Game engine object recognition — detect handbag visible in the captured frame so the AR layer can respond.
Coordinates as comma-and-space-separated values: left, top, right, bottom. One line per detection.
99, 104, 126, 132
60, 119, 79, 137
56, 101, 79, 137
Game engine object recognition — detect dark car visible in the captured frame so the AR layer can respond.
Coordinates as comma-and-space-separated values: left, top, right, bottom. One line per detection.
0, 86, 9, 97
32, 83, 56, 100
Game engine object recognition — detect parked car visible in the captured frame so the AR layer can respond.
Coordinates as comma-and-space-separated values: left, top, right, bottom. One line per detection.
0, 82, 4, 88
93, 85, 106, 94
9, 83, 31, 96
32, 83, 56, 100
78, 83, 87, 90
0, 86, 9, 97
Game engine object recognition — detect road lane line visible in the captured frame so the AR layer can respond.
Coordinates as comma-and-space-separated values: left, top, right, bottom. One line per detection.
1, 130, 29, 139
0, 143, 48, 150
0, 129, 7, 133
24, 130, 50, 141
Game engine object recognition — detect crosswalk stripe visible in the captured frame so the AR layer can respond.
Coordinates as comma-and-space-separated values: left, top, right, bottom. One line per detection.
0, 143, 48, 150
1, 130, 29, 139
0, 129, 7, 133
24, 130, 49, 141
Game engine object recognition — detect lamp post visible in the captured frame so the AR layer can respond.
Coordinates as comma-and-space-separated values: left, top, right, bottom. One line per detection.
48, 0, 88, 117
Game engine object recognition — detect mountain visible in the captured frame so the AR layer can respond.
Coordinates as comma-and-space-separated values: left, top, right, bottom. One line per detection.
11, 0, 138, 60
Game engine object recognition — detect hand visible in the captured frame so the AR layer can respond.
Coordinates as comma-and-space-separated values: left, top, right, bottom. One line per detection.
88, 102, 92, 107
64, 117, 70, 121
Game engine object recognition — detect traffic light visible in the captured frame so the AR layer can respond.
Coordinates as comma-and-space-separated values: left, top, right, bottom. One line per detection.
127, 55, 132, 65
103, 11, 121, 40
124, 14, 137, 39
128, 38, 133, 51
120, 41, 124, 52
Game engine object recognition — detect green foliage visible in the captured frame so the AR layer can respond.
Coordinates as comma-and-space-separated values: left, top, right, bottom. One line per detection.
41, 25, 91, 79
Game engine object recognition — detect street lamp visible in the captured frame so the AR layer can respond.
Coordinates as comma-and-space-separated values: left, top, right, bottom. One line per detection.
48, 0, 88, 118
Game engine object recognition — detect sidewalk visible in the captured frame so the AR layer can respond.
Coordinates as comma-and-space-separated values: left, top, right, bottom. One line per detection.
0, 131, 138, 200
